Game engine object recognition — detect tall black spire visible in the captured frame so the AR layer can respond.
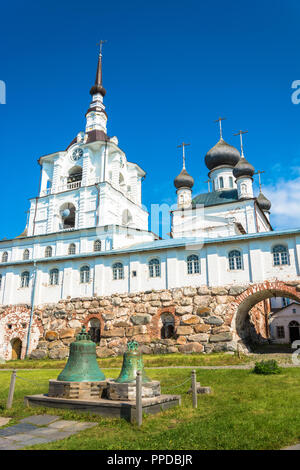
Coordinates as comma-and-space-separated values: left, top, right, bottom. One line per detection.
89, 41, 107, 96
90, 51, 106, 97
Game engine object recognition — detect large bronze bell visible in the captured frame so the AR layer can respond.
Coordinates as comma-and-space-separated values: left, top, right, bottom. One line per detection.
116, 340, 150, 383
57, 326, 105, 382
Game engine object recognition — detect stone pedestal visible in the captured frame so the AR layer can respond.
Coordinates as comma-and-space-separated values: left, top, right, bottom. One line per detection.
106, 379, 161, 401
48, 379, 107, 400
24, 394, 181, 423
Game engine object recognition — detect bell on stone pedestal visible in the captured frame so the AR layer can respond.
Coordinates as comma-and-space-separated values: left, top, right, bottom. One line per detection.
57, 326, 105, 382
116, 340, 150, 383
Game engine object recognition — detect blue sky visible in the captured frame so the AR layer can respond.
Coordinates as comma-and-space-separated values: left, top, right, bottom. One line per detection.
1, 0, 300, 239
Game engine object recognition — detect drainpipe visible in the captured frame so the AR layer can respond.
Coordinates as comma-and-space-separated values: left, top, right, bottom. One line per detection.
25, 261, 38, 358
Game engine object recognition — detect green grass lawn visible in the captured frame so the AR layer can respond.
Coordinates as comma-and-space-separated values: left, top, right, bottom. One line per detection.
1, 366, 300, 450
1, 351, 293, 370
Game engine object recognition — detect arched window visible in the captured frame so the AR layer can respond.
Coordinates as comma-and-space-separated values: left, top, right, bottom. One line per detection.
45, 246, 52, 258
122, 209, 133, 226
94, 240, 101, 252
60, 203, 76, 229
149, 258, 161, 278
187, 255, 200, 274
68, 243, 76, 255
119, 173, 124, 185
241, 183, 247, 195
228, 250, 243, 270
289, 320, 300, 342
49, 268, 59, 286
0, 274, 2, 289
273, 245, 289, 266
160, 313, 175, 339
112, 262, 124, 280
67, 166, 82, 188
229, 176, 233, 188
88, 318, 101, 344
80, 266, 90, 284
21, 271, 30, 288
2, 252, 8, 263
23, 249, 29, 260
219, 177, 224, 189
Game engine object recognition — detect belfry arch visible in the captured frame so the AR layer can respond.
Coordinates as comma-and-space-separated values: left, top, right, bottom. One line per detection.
227, 281, 300, 348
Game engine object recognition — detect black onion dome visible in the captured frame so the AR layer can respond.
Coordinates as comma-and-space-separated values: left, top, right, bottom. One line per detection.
257, 191, 271, 211
205, 138, 240, 171
233, 156, 255, 178
174, 168, 194, 189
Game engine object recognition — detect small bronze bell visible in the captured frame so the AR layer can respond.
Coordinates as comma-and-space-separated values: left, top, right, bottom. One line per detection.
57, 326, 105, 382
116, 340, 150, 383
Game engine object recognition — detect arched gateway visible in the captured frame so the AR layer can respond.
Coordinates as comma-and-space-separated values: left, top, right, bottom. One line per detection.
225, 281, 300, 347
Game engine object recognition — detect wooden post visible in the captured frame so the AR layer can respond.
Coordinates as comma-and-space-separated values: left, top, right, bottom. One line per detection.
7, 369, 17, 409
136, 370, 142, 426
237, 343, 241, 359
191, 369, 197, 408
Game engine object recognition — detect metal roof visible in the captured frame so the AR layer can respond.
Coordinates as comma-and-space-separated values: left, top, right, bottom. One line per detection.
192, 189, 239, 207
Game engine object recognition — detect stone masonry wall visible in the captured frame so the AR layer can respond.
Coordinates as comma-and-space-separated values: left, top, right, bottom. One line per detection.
2, 281, 300, 360
29, 285, 255, 359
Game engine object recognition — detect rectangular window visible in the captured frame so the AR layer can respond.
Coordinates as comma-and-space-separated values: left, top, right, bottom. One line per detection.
277, 326, 285, 338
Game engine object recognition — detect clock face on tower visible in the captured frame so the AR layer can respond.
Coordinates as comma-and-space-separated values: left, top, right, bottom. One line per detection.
71, 148, 83, 162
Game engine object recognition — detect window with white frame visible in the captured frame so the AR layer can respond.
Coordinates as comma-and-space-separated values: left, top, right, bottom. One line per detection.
49, 268, 59, 286
228, 250, 243, 270
68, 243, 76, 255
2, 252, 8, 263
94, 240, 101, 252
112, 262, 124, 280
80, 266, 90, 283
187, 255, 200, 274
21, 271, 30, 288
45, 246, 52, 258
219, 176, 224, 189
0, 274, 2, 289
23, 249, 29, 260
277, 326, 285, 338
149, 258, 161, 278
272, 245, 289, 266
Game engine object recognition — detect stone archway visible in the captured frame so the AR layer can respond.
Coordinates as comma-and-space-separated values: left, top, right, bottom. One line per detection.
225, 281, 300, 349
0, 306, 42, 360
11, 338, 22, 360
84, 314, 104, 344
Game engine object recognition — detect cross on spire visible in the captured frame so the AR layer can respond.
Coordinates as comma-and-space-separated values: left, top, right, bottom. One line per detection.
177, 142, 190, 169
254, 170, 265, 191
233, 130, 248, 157
97, 40, 107, 56
214, 117, 226, 139
204, 179, 211, 192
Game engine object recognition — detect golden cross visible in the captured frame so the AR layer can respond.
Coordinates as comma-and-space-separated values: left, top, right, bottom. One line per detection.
233, 130, 248, 157
214, 117, 226, 139
177, 142, 190, 169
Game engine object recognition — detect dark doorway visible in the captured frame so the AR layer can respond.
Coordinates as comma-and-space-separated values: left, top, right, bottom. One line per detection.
289, 321, 300, 343
11, 338, 22, 360
89, 318, 101, 344
160, 313, 175, 339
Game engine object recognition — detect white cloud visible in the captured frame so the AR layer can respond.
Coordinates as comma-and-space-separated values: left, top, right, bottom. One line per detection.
264, 173, 300, 230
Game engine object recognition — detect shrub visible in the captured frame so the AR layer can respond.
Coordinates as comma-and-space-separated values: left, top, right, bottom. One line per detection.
253, 359, 281, 375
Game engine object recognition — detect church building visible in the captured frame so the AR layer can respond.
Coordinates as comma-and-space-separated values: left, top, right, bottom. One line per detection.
1, 49, 300, 360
